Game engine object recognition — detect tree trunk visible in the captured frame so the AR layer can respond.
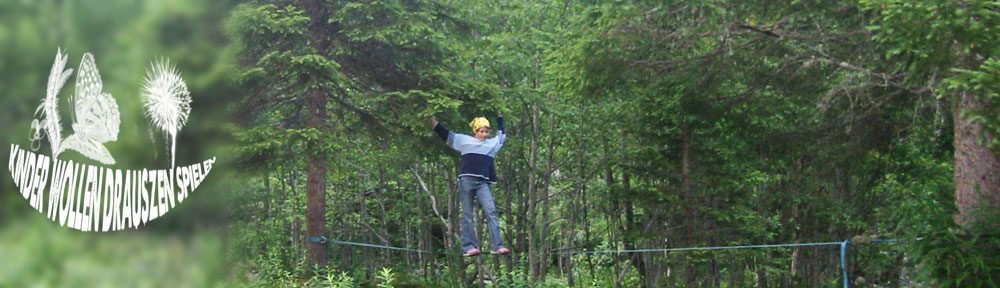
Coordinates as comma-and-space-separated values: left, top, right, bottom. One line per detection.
681, 123, 697, 287
539, 182, 553, 280
526, 102, 541, 281
446, 170, 465, 283
622, 172, 647, 280
539, 112, 558, 281
579, 103, 595, 280
568, 103, 588, 287
681, 123, 693, 243
302, 0, 333, 271
290, 168, 302, 262
755, 255, 768, 287
565, 210, 576, 287
615, 133, 649, 283
502, 167, 515, 274
263, 170, 271, 253
953, 90, 1000, 227
304, 89, 329, 270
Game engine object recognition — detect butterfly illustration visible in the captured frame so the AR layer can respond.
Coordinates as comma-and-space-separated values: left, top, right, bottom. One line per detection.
32, 50, 120, 165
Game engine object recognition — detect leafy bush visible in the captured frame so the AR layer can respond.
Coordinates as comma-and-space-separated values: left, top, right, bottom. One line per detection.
912, 212, 1000, 287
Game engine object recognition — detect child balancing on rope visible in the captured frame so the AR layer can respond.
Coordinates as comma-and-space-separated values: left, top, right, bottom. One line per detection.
429, 114, 512, 256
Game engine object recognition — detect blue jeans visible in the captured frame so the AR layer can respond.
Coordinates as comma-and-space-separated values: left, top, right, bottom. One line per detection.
458, 176, 505, 252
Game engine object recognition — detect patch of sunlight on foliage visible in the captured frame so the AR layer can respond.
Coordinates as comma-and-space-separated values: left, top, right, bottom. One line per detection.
0, 216, 225, 288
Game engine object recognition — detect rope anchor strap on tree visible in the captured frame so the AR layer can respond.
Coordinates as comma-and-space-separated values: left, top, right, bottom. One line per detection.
306, 236, 328, 244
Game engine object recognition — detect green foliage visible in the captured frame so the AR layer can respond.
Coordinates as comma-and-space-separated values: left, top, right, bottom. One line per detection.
861, 0, 999, 146
375, 267, 396, 288
912, 216, 1000, 287
0, 219, 225, 288
869, 117, 953, 234
324, 270, 356, 288
859, 1, 1000, 286
945, 58, 1000, 149
228, 247, 371, 288
860, 0, 997, 80
227, 4, 309, 39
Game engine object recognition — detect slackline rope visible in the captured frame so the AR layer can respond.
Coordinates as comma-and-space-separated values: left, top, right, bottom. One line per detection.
305, 235, 910, 288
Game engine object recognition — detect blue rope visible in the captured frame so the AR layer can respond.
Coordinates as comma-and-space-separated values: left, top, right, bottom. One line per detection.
547, 238, 907, 288
307, 236, 436, 254
546, 241, 845, 255
308, 235, 907, 287
841, 240, 851, 288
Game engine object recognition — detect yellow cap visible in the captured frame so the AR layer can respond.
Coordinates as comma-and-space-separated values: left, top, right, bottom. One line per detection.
469, 117, 490, 132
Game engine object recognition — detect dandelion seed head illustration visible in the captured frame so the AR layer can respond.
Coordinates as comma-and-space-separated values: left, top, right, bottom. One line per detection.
142, 58, 191, 167
142, 59, 191, 133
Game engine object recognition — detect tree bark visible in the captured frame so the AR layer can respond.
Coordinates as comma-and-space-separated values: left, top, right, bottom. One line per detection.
302, 0, 333, 271
304, 89, 329, 270
539, 112, 558, 281
527, 102, 541, 281
502, 167, 515, 273
953, 90, 1000, 227
755, 255, 768, 288
681, 123, 697, 287
622, 171, 647, 276
567, 102, 588, 287
263, 170, 271, 253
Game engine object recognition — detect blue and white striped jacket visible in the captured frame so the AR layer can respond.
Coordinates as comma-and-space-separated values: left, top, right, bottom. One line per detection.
434, 116, 506, 183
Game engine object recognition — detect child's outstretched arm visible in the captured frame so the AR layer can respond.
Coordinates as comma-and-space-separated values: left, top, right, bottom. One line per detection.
430, 116, 450, 141
495, 114, 507, 148
496, 113, 505, 134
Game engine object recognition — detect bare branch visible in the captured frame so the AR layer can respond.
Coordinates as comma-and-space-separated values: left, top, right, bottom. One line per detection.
409, 166, 452, 232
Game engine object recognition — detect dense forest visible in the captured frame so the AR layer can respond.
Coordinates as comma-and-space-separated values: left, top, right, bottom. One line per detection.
0, 0, 996, 287
225, 0, 999, 287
